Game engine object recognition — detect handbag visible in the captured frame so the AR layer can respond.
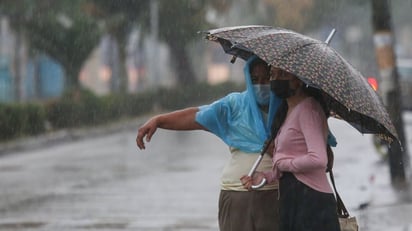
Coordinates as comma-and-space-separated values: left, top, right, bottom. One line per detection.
328, 167, 359, 231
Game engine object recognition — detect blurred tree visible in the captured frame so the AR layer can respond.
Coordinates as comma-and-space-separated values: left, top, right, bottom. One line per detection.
0, 0, 102, 89
263, 0, 313, 30
155, 0, 212, 84
25, 1, 102, 88
262, 0, 366, 32
84, 0, 150, 92
0, 0, 36, 101
86, 0, 232, 86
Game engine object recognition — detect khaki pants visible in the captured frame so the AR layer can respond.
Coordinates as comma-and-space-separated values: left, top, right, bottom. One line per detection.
218, 189, 279, 231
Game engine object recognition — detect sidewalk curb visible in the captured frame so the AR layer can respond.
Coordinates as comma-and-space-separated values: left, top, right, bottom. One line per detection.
0, 116, 150, 156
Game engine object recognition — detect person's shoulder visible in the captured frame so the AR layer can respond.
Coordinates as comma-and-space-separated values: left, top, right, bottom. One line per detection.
226, 91, 244, 97
219, 91, 247, 109
295, 97, 322, 114
302, 97, 321, 107
302, 97, 325, 117
224, 91, 246, 101
206, 91, 245, 108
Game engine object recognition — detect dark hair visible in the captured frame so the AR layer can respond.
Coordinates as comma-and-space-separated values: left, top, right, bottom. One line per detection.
301, 85, 334, 172
302, 85, 329, 117
249, 58, 269, 74
270, 99, 288, 140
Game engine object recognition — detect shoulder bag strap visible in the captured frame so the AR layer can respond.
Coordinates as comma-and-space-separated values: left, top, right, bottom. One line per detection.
327, 146, 350, 218
329, 170, 350, 218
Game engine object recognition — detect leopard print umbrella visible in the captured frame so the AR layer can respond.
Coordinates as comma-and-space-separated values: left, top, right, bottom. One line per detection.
204, 26, 398, 143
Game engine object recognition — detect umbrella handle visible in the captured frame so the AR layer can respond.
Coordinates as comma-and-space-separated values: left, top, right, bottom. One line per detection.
252, 178, 267, 189
247, 154, 267, 189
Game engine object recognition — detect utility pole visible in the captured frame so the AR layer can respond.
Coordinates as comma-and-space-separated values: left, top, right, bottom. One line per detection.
371, 0, 408, 186
149, 0, 159, 87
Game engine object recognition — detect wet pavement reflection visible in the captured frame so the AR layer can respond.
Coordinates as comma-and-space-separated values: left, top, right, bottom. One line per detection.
0, 115, 411, 230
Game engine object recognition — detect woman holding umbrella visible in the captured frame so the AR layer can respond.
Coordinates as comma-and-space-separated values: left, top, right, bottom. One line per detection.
241, 67, 341, 231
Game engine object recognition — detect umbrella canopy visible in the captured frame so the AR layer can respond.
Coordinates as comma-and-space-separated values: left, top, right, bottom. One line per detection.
204, 25, 398, 142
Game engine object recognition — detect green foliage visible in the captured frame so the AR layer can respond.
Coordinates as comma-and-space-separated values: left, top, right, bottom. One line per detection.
46, 88, 158, 130
156, 0, 214, 84
84, 0, 152, 92
0, 103, 46, 140
0, 105, 22, 140
46, 88, 106, 128
157, 0, 210, 46
0, 81, 242, 141
24, 1, 102, 87
23, 104, 47, 135
99, 92, 153, 121
157, 81, 243, 110
45, 82, 243, 130
0, 0, 102, 87
0, 0, 233, 90
86, 0, 219, 86
86, 0, 150, 30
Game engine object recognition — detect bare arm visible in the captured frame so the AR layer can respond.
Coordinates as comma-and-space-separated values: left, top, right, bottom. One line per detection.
155, 107, 204, 130
136, 107, 205, 149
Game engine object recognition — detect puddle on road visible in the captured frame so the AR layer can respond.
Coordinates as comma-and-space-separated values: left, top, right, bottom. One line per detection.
77, 222, 128, 229
167, 165, 193, 172
0, 165, 23, 172
0, 221, 46, 229
358, 203, 412, 231
53, 165, 83, 172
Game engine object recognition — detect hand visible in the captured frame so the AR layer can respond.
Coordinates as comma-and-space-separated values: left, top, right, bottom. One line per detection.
136, 117, 159, 150
240, 171, 266, 191
266, 141, 275, 156
240, 175, 252, 190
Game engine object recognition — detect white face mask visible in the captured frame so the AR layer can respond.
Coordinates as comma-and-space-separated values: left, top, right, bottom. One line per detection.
253, 84, 270, 106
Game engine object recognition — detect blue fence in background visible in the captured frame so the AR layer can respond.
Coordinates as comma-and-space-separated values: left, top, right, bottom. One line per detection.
26, 55, 65, 99
0, 56, 12, 102
0, 54, 65, 103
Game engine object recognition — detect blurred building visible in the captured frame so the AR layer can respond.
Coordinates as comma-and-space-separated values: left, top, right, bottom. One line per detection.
0, 17, 65, 103
79, 35, 113, 96
25, 55, 65, 100
80, 31, 150, 95
0, 17, 16, 102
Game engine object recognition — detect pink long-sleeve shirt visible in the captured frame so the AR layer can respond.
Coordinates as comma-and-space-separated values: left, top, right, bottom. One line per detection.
264, 97, 333, 193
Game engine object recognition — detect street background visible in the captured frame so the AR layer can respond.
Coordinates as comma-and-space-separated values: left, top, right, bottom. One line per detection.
0, 112, 411, 231
0, 1, 411, 230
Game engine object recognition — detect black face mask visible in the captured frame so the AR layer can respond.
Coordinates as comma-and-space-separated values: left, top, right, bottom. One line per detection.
270, 80, 295, 99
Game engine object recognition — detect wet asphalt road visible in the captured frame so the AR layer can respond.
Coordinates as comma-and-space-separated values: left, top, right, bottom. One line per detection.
0, 115, 411, 231
0, 118, 228, 231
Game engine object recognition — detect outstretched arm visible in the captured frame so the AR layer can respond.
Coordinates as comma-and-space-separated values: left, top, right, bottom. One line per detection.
136, 107, 205, 149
